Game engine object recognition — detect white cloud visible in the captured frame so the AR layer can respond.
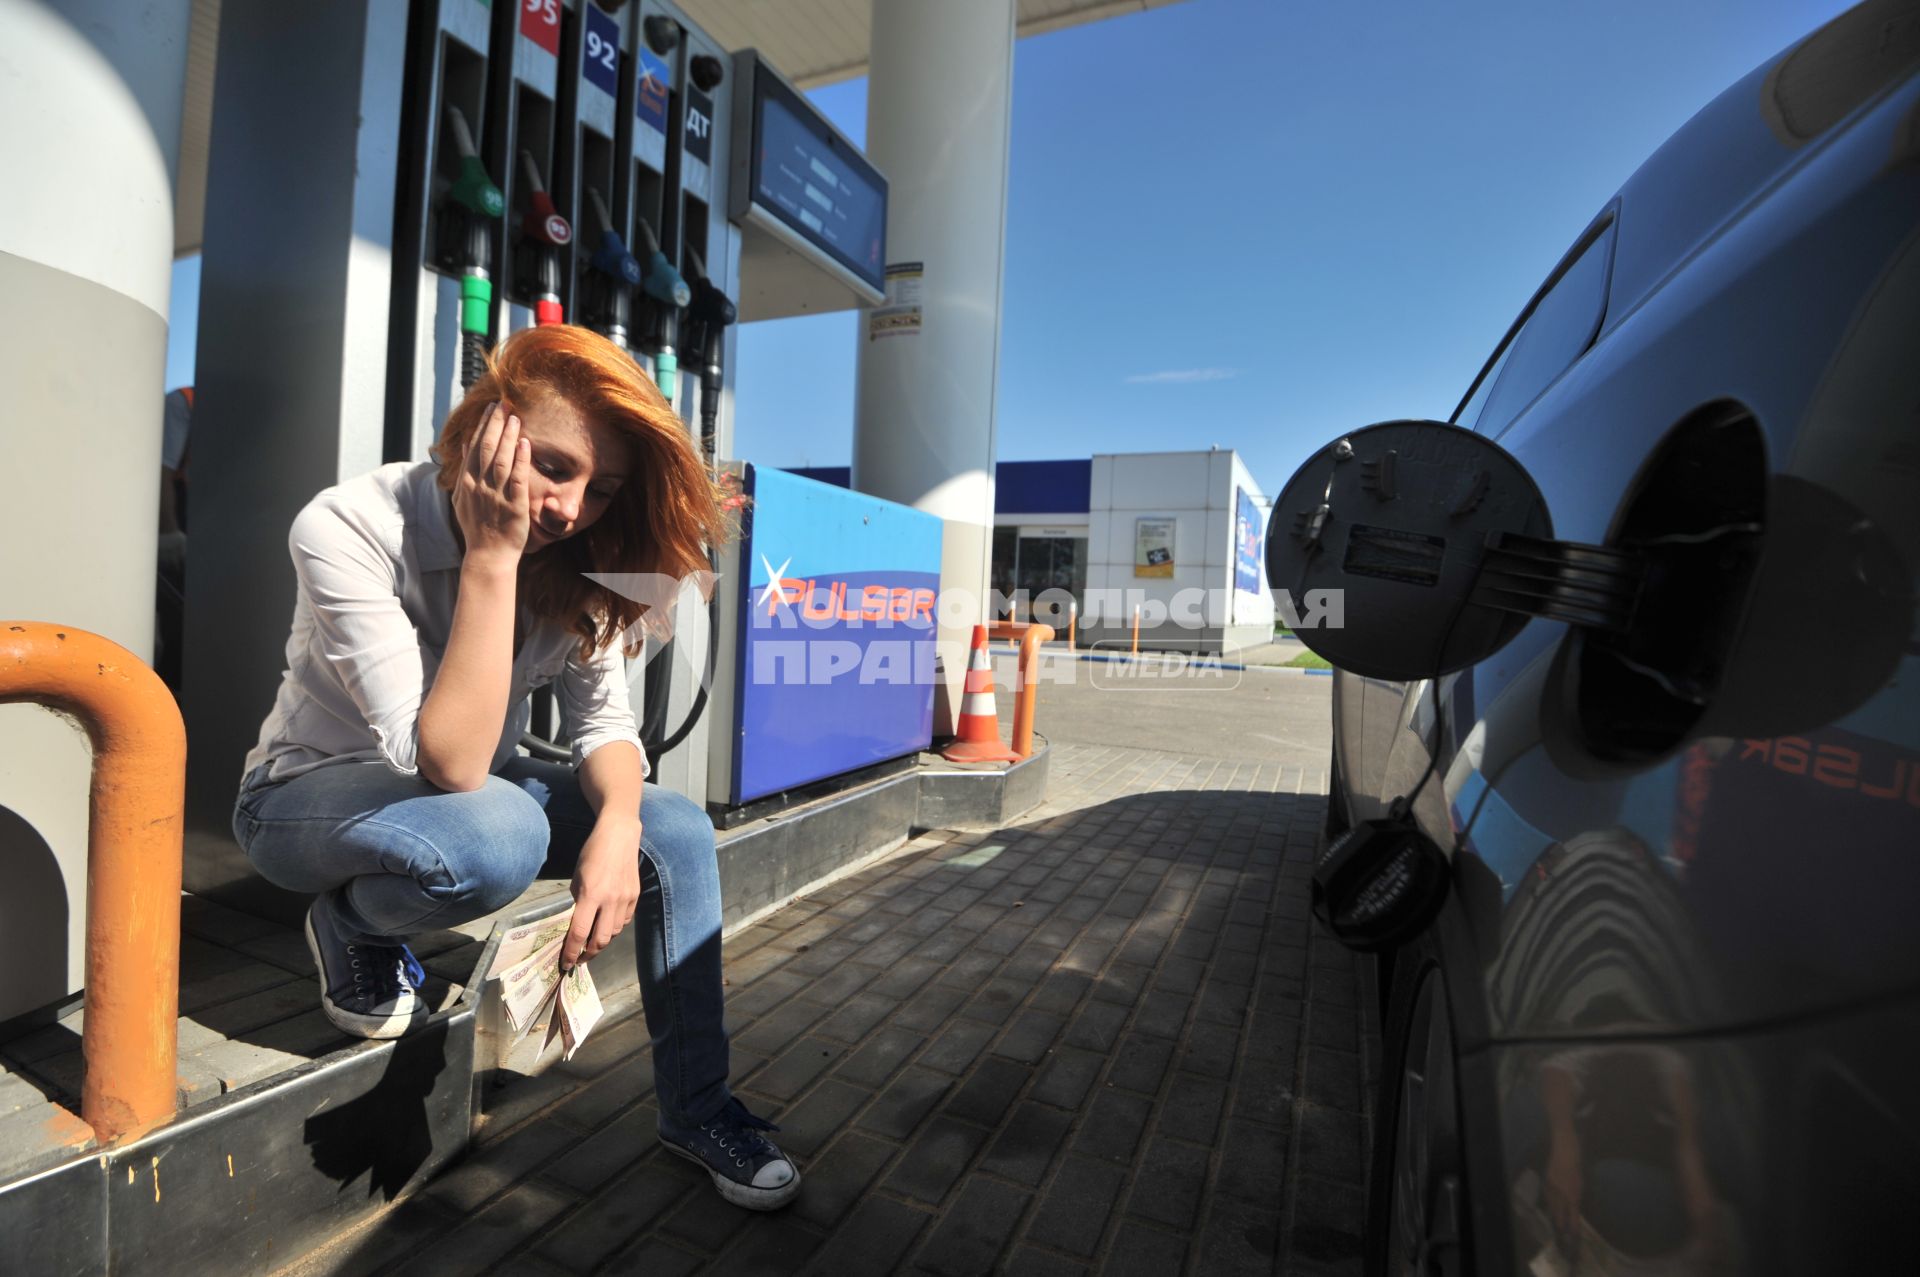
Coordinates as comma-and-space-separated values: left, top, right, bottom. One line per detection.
1124, 368, 1239, 384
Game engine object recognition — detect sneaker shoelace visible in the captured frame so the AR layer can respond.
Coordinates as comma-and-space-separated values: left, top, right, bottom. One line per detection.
703, 1098, 782, 1166
348, 941, 424, 1005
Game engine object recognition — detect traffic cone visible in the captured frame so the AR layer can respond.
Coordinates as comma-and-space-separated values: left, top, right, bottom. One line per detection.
941, 625, 1020, 764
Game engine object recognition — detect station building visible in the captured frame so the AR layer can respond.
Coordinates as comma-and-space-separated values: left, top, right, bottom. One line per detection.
793, 448, 1275, 653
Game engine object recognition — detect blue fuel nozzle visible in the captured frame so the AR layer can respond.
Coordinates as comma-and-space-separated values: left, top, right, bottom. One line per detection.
590, 230, 643, 288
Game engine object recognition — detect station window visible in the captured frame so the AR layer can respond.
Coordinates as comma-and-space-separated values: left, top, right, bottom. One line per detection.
991, 527, 1019, 613
1013, 533, 1087, 626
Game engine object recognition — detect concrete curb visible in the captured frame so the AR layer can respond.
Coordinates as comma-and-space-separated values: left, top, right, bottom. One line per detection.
0, 746, 1055, 1275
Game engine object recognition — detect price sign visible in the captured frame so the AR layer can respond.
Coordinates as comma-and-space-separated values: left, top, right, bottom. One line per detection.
582, 4, 620, 98
520, 0, 560, 57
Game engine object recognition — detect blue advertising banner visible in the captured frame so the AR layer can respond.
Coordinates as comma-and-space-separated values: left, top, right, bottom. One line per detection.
1235, 487, 1263, 594
731, 465, 943, 804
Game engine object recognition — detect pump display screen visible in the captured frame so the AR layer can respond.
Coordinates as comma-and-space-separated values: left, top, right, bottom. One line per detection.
749, 70, 886, 292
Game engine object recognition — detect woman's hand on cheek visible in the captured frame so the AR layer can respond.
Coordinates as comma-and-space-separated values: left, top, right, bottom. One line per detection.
454, 402, 532, 571
563, 816, 643, 969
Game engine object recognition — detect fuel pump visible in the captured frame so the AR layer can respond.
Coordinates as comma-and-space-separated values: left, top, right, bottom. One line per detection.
556, 0, 635, 348
622, 11, 677, 389
628, 5, 743, 794
384, 0, 503, 460
644, 242, 734, 760
182, 0, 894, 851
491, 0, 568, 339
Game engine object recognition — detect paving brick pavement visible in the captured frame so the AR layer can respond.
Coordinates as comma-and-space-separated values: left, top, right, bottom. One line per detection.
290, 741, 1376, 1276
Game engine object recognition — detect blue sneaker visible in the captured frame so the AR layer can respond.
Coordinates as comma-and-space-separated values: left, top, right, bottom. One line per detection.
303, 898, 427, 1040
659, 1097, 801, 1210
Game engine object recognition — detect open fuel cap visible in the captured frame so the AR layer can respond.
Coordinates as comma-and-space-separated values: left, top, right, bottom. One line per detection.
1266, 420, 1554, 680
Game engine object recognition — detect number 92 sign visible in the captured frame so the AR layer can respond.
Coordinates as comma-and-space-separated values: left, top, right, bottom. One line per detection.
581, 3, 621, 97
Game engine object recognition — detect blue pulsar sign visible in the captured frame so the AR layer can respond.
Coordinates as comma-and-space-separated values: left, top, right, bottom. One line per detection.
635, 47, 671, 137
1235, 487, 1263, 595
731, 465, 943, 804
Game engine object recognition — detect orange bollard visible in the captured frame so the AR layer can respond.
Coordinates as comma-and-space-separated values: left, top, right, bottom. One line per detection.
1010, 624, 1055, 759
1131, 605, 1141, 655
0, 622, 185, 1145
1067, 601, 1077, 650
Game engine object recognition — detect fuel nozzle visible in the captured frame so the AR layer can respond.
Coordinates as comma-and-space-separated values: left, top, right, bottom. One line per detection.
633, 217, 688, 400
444, 106, 504, 221
580, 187, 641, 349
439, 105, 503, 387
684, 247, 735, 461
516, 150, 571, 325
632, 217, 691, 309
684, 246, 737, 332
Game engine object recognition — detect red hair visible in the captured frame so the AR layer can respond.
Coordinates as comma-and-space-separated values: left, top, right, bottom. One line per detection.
430, 325, 734, 659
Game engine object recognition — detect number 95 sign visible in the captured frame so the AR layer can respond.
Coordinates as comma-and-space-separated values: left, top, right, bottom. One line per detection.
521, 0, 561, 57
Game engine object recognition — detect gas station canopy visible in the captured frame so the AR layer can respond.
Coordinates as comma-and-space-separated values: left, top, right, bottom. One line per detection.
173, 0, 1187, 257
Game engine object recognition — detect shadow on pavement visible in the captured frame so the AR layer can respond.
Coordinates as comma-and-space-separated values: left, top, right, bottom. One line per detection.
279, 765, 1375, 1276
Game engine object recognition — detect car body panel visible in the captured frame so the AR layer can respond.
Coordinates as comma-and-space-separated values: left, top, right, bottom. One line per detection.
1335, 7, 1920, 1272
1453, 57, 1920, 1035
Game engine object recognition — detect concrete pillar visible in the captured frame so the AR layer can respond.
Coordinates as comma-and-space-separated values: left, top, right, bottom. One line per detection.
181, 0, 408, 916
852, 0, 1015, 735
0, 0, 193, 1021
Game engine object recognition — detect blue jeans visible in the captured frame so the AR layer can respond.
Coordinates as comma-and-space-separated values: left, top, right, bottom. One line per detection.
232, 756, 732, 1128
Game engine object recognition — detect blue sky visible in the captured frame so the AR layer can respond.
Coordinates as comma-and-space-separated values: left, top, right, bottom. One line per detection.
169, 0, 1851, 497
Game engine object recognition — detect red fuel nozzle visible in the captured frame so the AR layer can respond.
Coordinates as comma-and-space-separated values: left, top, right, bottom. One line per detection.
523, 191, 571, 247
518, 149, 572, 247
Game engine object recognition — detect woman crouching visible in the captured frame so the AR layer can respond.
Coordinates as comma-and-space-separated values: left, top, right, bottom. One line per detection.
231, 324, 796, 1209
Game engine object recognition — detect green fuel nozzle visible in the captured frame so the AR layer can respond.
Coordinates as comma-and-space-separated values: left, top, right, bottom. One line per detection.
443, 106, 504, 219
440, 105, 500, 385
450, 155, 505, 219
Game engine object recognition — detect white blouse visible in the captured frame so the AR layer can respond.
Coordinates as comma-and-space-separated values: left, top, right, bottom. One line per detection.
242, 460, 647, 784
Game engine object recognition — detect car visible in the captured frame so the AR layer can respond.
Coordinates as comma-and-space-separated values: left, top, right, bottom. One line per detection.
1265, 3, 1920, 1273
